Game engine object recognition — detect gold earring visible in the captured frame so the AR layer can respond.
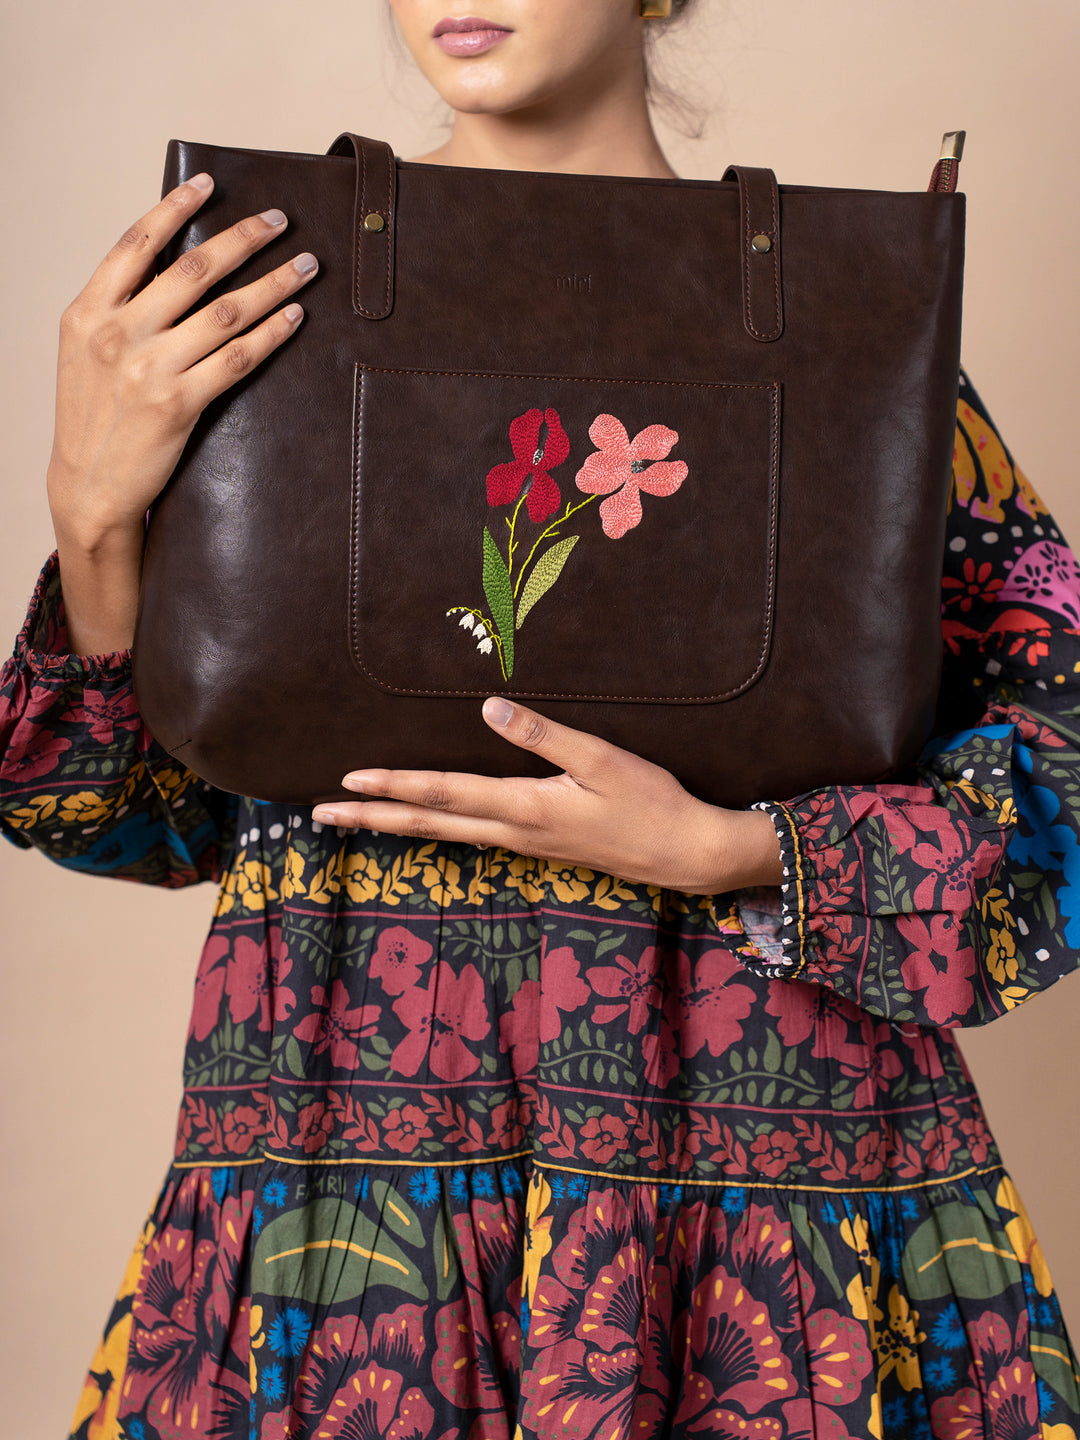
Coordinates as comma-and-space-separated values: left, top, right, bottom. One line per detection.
640, 0, 672, 16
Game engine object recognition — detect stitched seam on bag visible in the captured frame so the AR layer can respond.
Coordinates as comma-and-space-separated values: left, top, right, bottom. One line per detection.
349, 367, 780, 702
355, 141, 393, 319
742, 171, 781, 341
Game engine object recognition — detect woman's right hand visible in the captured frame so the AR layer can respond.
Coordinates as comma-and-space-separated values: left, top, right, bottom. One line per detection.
46, 173, 318, 654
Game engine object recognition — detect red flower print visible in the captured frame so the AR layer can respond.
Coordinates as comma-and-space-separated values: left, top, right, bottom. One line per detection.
292, 1100, 335, 1154
942, 556, 1005, 613
896, 912, 977, 1025
574, 413, 687, 538
485, 406, 570, 522
672, 947, 756, 1058
539, 939, 591, 1041
294, 1305, 433, 1436
641, 1020, 680, 1089
64, 688, 141, 744
498, 977, 540, 1078
370, 925, 433, 996
749, 1129, 798, 1178
292, 979, 382, 1069
591, 947, 664, 1035
850, 1130, 889, 1182
840, 1019, 905, 1108
222, 1103, 263, 1155
382, 1103, 433, 1154
1, 725, 72, 783
391, 962, 491, 1080
435, 1203, 522, 1420
579, 1113, 629, 1164
224, 934, 271, 1028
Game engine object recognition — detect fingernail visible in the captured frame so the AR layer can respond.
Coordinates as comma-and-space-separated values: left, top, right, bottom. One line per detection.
484, 696, 514, 727
283, 303, 304, 323
341, 775, 367, 793
292, 252, 318, 275
312, 807, 343, 824
260, 208, 287, 227
187, 172, 213, 192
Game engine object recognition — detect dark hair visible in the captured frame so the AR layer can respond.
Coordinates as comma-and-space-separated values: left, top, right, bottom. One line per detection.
643, 0, 708, 141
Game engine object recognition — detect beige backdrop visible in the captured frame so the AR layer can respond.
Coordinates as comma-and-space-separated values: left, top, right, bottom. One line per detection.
2, 2, 1078, 1434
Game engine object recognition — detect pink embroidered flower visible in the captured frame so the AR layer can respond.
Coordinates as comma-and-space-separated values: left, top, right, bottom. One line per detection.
485, 407, 570, 522
574, 413, 688, 538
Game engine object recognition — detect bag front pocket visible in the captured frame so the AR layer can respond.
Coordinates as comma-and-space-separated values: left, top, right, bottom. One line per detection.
350, 364, 780, 703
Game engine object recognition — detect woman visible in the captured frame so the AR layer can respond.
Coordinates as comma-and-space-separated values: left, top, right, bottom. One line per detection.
3, 1, 1079, 1436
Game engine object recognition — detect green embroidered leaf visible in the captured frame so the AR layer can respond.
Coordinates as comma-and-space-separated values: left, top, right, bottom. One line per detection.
516, 535, 579, 629
482, 527, 515, 677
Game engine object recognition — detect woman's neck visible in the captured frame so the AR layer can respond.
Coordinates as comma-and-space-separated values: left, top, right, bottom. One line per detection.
403, 89, 679, 180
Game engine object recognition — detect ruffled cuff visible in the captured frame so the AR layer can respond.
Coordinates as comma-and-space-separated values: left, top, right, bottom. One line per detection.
14, 551, 133, 681
705, 801, 814, 981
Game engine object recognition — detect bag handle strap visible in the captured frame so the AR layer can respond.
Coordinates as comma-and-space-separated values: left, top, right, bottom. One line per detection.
720, 164, 784, 343
327, 132, 396, 319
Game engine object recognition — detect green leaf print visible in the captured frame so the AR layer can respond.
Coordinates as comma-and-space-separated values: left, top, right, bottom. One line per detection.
1030, 1330, 1080, 1407
252, 1198, 428, 1304
790, 1204, 843, 1300
482, 527, 515, 678
515, 535, 579, 628
900, 1201, 1021, 1300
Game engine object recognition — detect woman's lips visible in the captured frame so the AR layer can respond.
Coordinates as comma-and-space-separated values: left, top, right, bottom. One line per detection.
434, 27, 510, 56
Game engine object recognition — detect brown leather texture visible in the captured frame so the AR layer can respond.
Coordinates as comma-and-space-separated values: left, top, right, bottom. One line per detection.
132, 134, 965, 807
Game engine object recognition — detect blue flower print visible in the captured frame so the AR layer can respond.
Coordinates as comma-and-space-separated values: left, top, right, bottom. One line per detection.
211, 1167, 234, 1204
126, 1422, 145, 1440
563, 1173, 589, 1202
252, 1205, 264, 1237
930, 1304, 967, 1350
922, 1357, 956, 1390
267, 1305, 312, 1358
354, 1175, 370, 1202
472, 1168, 496, 1199
449, 1169, 470, 1204
260, 1361, 286, 1405
408, 1168, 440, 1208
500, 1163, 523, 1196
263, 1178, 288, 1209
720, 1187, 746, 1218
820, 1200, 838, 1225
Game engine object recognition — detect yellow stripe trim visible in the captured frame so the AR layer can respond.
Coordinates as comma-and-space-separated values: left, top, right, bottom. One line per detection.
535, 1161, 1005, 1195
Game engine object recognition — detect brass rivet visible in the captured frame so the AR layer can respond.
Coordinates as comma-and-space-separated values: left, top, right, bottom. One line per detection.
751, 232, 773, 253
363, 212, 386, 233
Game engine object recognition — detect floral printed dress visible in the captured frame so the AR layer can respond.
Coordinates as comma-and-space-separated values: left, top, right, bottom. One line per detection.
3, 369, 1080, 1440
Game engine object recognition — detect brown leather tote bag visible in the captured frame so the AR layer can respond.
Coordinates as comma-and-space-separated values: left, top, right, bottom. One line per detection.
131, 132, 966, 808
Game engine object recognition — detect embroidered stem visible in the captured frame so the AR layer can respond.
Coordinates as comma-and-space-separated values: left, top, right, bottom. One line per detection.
514, 494, 598, 598
505, 493, 528, 577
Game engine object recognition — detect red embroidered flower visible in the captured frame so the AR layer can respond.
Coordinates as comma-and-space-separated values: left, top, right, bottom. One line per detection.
574, 413, 687, 538
485, 407, 570, 522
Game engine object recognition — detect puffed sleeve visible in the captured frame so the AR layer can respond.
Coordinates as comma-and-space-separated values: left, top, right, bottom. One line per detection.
713, 368, 1080, 1028
0, 551, 237, 885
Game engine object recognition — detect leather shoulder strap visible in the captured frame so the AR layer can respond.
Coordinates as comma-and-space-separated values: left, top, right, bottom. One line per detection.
721, 164, 784, 343
328, 133, 397, 320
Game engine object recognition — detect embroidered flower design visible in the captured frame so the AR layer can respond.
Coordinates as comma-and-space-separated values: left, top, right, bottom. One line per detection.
449, 404, 688, 677
574, 413, 688, 538
485, 406, 569, 522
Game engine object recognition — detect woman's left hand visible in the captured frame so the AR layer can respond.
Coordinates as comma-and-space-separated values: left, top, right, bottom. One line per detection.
311, 697, 782, 895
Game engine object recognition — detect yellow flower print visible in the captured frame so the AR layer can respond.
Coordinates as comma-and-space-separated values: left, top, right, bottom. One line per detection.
233, 859, 278, 912
546, 863, 596, 904
999, 985, 1031, 1010
150, 762, 197, 802
56, 789, 113, 825
279, 849, 308, 901
868, 1392, 883, 1440
341, 851, 381, 903
1043, 1426, 1079, 1440
522, 1172, 554, 1312
841, 1214, 884, 1338
986, 925, 1020, 985
421, 854, 466, 907
506, 854, 545, 903
949, 777, 1016, 827
997, 1175, 1054, 1297
876, 1286, 926, 1391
